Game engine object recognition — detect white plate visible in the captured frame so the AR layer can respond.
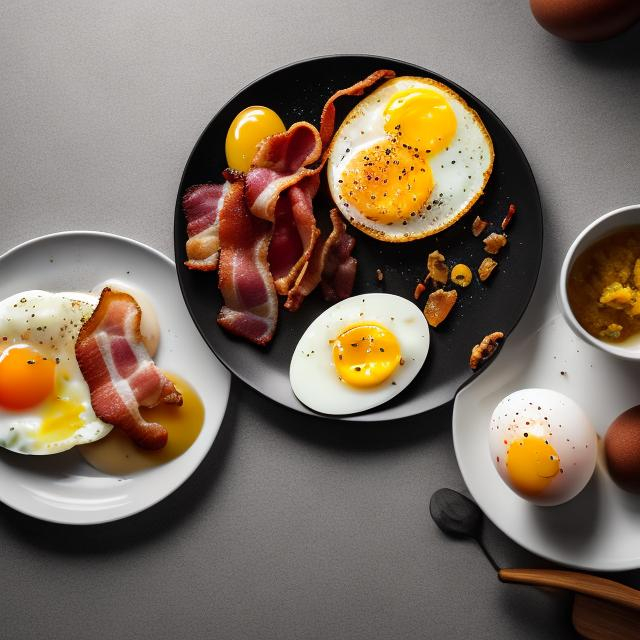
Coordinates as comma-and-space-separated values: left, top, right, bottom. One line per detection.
0, 232, 230, 524
453, 314, 640, 571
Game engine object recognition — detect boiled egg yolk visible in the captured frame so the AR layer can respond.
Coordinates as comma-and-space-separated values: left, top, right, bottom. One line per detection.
332, 322, 401, 388
80, 372, 204, 475
339, 140, 433, 223
225, 106, 286, 172
383, 87, 457, 155
0, 345, 55, 410
506, 435, 560, 496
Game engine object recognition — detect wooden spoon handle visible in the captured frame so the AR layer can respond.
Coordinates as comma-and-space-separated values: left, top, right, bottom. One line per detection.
499, 568, 640, 611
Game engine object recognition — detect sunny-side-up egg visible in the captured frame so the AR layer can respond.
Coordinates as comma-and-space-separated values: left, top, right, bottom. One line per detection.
290, 293, 430, 415
225, 106, 286, 172
488, 389, 598, 506
327, 76, 494, 242
0, 290, 112, 454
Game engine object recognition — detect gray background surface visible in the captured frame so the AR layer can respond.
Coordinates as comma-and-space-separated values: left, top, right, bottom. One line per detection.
1, 1, 640, 638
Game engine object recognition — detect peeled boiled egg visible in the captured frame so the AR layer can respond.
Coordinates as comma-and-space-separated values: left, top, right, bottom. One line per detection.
489, 388, 597, 506
289, 293, 430, 414
0, 290, 112, 454
327, 76, 493, 242
225, 106, 286, 172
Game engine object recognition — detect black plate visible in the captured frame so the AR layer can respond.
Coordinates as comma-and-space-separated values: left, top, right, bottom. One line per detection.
174, 55, 542, 421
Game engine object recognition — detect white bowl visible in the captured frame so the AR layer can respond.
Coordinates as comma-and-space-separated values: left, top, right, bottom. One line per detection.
559, 204, 640, 360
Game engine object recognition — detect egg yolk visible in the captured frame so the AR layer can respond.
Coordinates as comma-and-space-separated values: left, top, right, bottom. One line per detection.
332, 322, 401, 388
0, 345, 55, 410
383, 88, 457, 155
79, 372, 204, 475
339, 140, 434, 223
225, 106, 286, 172
36, 398, 85, 444
506, 435, 561, 496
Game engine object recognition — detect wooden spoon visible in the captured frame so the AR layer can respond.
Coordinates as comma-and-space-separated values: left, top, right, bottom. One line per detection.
430, 488, 640, 638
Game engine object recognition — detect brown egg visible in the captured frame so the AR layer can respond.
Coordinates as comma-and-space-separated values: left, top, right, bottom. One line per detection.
605, 405, 640, 493
530, 0, 640, 42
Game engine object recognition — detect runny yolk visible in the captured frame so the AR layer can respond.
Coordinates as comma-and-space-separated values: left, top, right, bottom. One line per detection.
339, 140, 434, 223
332, 322, 401, 388
79, 372, 205, 475
0, 345, 55, 410
506, 435, 560, 496
383, 87, 457, 155
225, 106, 286, 172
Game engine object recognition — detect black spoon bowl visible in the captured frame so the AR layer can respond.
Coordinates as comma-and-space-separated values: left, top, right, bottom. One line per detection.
429, 487, 499, 571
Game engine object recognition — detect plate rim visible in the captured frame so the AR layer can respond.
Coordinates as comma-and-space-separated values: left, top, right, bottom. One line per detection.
452, 314, 640, 571
0, 230, 231, 525
173, 54, 544, 421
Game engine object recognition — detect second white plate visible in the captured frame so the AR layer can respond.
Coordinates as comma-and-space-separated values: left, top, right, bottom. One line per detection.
453, 314, 640, 571
0, 232, 230, 525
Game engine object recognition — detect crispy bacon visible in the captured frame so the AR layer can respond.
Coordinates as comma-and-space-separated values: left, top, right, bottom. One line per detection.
75, 288, 182, 450
243, 70, 395, 304
217, 173, 278, 345
318, 69, 396, 148
320, 210, 357, 303
183, 183, 228, 270
268, 175, 321, 295
245, 122, 323, 223
285, 209, 357, 311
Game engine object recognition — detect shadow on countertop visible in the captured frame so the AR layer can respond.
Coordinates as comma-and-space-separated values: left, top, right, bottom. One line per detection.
565, 22, 640, 69
245, 380, 453, 455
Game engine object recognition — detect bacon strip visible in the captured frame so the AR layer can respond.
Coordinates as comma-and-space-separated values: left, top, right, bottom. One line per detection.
183, 182, 229, 270
245, 122, 323, 223
75, 288, 182, 450
318, 69, 396, 148
244, 70, 395, 304
285, 209, 357, 311
217, 172, 278, 345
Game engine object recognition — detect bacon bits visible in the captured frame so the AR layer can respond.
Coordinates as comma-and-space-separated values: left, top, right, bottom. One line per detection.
376, 268, 384, 282
501, 203, 516, 230
75, 288, 182, 450
470, 331, 504, 370
414, 282, 426, 300
483, 233, 508, 255
472, 216, 489, 237
478, 257, 498, 282
424, 289, 457, 327
427, 250, 449, 285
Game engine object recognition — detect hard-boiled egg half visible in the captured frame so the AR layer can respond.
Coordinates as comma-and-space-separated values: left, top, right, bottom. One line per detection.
489, 388, 597, 506
290, 293, 430, 414
327, 76, 494, 242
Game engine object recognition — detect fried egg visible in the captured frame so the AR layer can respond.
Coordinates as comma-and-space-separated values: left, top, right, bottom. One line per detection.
489, 389, 598, 506
290, 293, 430, 414
0, 290, 112, 454
327, 76, 494, 242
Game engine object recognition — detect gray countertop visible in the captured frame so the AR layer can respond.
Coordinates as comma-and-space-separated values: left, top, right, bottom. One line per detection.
1, 2, 640, 638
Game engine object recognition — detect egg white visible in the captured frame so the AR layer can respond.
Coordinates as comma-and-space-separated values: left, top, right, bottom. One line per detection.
327, 76, 494, 242
488, 388, 598, 506
0, 290, 112, 455
289, 293, 430, 415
